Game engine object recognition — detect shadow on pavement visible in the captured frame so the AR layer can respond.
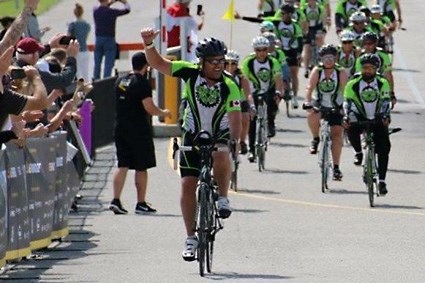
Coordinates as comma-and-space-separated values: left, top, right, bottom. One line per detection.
263, 168, 308, 175
392, 67, 421, 73
271, 141, 306, 148
0, 148, 115, 281
207, 272, 293, 280
232, 208, 268, 214
388, 168, 422, 174
276, 128, 304, 133
235, 188, 280, 195
374, 204, 424, 210
328, 188, 367, 195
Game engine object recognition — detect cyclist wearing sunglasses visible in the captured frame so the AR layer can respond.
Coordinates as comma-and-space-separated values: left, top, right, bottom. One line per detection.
336, 30, 360, 77
335, 0, 368, 34
241, 36, 284, 162
342, 11, 374, 48
141, 28, 241, 261
343, 53, 392, 195
304, 44, 347, 180
354, 32, 396, 108
224, 50, 255, 155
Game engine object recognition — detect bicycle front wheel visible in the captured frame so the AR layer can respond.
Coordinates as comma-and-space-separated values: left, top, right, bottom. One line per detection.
320, 139, 329, 193
206, 192, 215, 273
197, 183, 208, 276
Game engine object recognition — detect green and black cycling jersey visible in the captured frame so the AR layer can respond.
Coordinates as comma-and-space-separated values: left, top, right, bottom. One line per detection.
336, 45, 357, 76
377, 0, 398, 22
241, 53, 282, 95
269, 47, 287, 68
354, 47, 392, 75
343, 72, 391, 121
342, 25, 374, 47
335, 0, 368, 29
171, 61, 241, 137
302, 3, 325, 28
313, 65, 345, 108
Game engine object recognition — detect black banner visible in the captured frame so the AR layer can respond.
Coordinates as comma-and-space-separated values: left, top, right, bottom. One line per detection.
5, 143, 31, 261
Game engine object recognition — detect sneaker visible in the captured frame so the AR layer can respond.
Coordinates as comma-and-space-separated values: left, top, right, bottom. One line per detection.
217, 196, 232, 219
354, 153, 363, 166
239, 141, 248, 155
378, 182, 388, 195
309, 139, 319, 154
267, 126, 276, 138
333, 168, 343, 181
182, 236, 198, 262
247, 152, 255, 163
292, 97, 299, 109
135, 202, 157, 214
109, 199, 128, 215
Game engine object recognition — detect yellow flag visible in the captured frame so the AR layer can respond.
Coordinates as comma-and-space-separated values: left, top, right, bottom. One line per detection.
222, 0, 235, 21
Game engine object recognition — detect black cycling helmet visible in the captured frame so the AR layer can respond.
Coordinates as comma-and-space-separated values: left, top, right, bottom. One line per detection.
359, 53, 380, 68
280, 3, 295, 14
359, 6, 371, 17
319, 44, 338, 57
195, 37, 227, 59
361, 31, 378, 43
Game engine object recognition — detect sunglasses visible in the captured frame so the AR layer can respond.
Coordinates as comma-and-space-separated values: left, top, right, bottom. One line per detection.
204, 58, 226, 65
362, 41, 375, 46
224, 62, 238, 66
255, 48, 268, 52
322, 55, 336, 61
342, 41, 353, 44
353, 22, 364, 25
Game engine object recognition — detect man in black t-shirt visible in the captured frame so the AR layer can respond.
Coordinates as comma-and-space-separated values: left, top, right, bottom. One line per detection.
109, 52, 171, 215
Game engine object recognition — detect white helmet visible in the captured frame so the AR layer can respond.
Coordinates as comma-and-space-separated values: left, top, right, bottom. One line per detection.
370, 4, 382, 14
252, 36, 269, 49
340, 30, 356, 42
261, 32, 277, 47
349, 11, 367, 23
225, 50, 240, 62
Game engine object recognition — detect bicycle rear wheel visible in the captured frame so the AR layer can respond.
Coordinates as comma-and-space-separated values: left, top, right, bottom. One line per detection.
206, 196, 215, 273
320, 139, 329, 193
197, 184, 208, 276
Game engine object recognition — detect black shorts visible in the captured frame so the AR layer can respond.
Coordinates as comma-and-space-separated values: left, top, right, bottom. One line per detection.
179, 130, 229, 177
115, 134, 156, 171
241, 100, 249, 113
303, 25, 326, 44
311, 102, 344, 126
283, 49, 300, 67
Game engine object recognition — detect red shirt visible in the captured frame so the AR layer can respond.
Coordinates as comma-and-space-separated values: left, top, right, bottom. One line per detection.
166, 3, 189, 47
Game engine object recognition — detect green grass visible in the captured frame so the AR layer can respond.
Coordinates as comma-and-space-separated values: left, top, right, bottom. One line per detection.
0, 0, 59, 17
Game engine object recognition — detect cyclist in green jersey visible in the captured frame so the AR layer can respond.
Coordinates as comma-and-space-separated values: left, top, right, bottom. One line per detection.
300, 0, 331, 27
342, 11, 373, 48
375, 0, 402, 27
336, 30, 360, 77
335, 0, 368, 34
242, 36, 284, 162
370, 5, 394, 52
343, 53, 392, 195
258, 0, 284, 17
141, 27, 242, 261
304, 44, 347, 180
354, 32, 396, 108
224, 50, 255, 154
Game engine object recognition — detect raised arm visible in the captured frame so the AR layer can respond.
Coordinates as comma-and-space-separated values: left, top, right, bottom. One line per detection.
0, 0, 39, 54
140, 27, 172, 76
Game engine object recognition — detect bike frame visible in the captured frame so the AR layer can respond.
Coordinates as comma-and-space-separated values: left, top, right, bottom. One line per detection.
318, 109, 333, 193
256, 95, 268, 172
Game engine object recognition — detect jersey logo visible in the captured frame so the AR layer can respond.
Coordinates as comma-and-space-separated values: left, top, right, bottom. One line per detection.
279, 28, 294, 38
257, 67, 272, 83
229, 100, 240, 108
195, 83, 221, 108
360, 86, 378, 103
318, 78, 336, 93
306, 10, 320, 21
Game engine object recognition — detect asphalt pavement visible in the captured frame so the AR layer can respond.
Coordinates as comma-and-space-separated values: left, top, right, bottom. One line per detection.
1, 0, 425, 282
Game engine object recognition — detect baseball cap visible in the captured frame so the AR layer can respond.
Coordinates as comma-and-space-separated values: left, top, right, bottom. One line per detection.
16, 37, 45, 54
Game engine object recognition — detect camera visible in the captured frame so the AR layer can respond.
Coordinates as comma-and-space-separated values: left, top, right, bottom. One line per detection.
10, 68, 26, 80
59, 36, 76, 45
197, 4, 203, 16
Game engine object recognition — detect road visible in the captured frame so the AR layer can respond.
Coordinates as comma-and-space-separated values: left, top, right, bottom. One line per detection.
1, 0, 424, 282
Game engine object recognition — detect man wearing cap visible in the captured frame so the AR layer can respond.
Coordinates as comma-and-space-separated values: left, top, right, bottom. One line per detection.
15, 37, 79, 94
0, 46, 48, 130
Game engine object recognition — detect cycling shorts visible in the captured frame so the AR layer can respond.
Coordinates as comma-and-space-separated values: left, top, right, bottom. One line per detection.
241, 100, 249, 113
283, 49, 300, 67
303, 25, 326, 44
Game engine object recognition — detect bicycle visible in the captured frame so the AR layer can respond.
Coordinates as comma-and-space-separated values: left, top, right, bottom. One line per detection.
303, 104, 337, 192
172, 131, 224, 276
256, 94, 268, 172
229, 139, 239, 192
357, 120, 401, 207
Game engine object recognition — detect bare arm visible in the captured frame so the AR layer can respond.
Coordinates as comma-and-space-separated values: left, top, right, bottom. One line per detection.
142, 97, 171, 117
274, 74, 284, 95
140, 28, 172, 76
241, 76, 253, 105
305, 67, 319, 102
0, 0, 39, 54
395, 0, 402, 22
22, 66, 48, 111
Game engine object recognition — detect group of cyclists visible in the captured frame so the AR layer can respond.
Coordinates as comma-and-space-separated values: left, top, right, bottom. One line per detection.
141, 0, 402, 263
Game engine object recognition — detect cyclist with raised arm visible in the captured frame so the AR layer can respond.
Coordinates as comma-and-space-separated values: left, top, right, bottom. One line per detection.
141, 28, 241, 261
242, 36, 284, 162
354, 32, 396, 108
224, 50, 255, 154
343, 53, 391, 195
304, 44, 347, 180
